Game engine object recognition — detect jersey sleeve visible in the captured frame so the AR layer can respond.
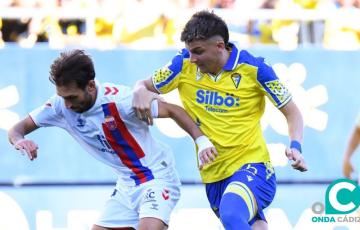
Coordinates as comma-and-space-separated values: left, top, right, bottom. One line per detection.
29, 95, 65, 128
151, 49, 186, 94
256, 59, 292, 108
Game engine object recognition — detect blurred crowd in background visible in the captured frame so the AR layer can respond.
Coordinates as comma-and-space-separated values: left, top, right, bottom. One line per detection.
0, 0, 360, 50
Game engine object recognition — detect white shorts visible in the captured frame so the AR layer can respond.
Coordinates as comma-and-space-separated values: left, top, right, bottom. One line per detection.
96, 178, 181, 229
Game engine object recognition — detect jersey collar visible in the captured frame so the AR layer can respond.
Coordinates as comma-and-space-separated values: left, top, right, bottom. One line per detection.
222, 42, 240, 71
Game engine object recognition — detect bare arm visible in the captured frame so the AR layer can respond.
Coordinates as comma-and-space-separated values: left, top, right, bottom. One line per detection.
343, 125, 360, 179
280, 100, 307, 172
157, 101, 202, 140
280, 100, 303, 142
8, 116, 39, 160
156, 100, 218, 169
132, 78, 161, 125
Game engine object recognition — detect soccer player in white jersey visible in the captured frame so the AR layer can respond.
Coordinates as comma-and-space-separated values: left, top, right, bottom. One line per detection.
7, 49, 217, 230
343, 113, 360, 182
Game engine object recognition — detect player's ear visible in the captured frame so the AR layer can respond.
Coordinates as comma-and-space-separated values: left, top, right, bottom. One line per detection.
216, 40, 225, 49
87, 80, 96, 92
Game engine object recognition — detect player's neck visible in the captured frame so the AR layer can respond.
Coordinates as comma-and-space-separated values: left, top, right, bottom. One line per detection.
91, 88, 97, 106
212, 49, 230, 75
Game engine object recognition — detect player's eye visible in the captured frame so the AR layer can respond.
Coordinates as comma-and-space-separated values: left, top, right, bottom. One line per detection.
65, 96, 77, 101
192, 50, 203, 55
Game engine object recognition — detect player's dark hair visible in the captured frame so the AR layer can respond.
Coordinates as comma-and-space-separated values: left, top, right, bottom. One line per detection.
49, 49, 95, 89
180, 10, 229, 46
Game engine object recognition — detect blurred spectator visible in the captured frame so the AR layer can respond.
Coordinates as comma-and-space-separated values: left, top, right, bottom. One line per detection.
20, 0, 64, 48
247, 0, 278, 45
182, 0, 212, 9
111, 0, 179, 49
1, 0, 360, 50
0, 0, 31, 43
294, 0, 325, 45
270, 0, 301, 50
57, 0, 86, 37
212, 0, 236, 8
354, 0, 360, 7
323, 0, 360, 49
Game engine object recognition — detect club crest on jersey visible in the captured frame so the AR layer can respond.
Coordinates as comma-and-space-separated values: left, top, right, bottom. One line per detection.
104, 115, 117, 130
231, 73, 241, 89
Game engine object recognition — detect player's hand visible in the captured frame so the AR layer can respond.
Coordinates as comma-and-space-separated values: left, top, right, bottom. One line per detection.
132, 86, 162, 126
285, 148, 307, 172
195, 135, 218, 170
14, 139, 38, 161
343, 158, 354, 179
198, 146, 218, 170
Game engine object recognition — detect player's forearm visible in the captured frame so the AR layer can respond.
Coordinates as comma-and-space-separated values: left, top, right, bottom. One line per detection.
8, 123, 27, 145
287, 112, 303, 143
133, 78, 157, 93
167, 105, 203, 140
8, 116, 38, 145
344, 126, 360, 160
134, 79, 147, 91
281, 100, 304, 143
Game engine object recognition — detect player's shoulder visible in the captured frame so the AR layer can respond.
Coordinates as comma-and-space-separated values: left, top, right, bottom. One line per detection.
238, 49, 266, 67
37, 94, 64, 115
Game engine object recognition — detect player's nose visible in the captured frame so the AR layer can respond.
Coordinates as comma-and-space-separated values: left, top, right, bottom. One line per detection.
189, 53, 198, 63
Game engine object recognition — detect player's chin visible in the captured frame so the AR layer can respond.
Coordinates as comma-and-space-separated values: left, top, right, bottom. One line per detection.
71, 107, 84, 113
197, 65, 207, 73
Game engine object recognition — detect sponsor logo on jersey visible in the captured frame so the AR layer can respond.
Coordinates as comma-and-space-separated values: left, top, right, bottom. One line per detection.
96, 134, 116, 154
104, 115, 117, 131
144, 188, 157, 203
196, 90, 239, 107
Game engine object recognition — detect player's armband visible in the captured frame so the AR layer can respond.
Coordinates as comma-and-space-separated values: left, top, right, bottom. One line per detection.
150, 99, 159, 118
290, 140, 302, 153
195, 136, 214, 152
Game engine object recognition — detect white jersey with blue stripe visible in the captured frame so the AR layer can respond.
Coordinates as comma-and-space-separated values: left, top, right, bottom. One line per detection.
29, 81, 179, 188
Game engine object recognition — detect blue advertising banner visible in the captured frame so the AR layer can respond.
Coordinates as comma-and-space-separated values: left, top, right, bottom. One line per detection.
1, 45, 360, 229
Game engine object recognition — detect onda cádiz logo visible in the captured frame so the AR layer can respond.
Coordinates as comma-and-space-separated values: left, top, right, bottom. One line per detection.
311, 179, 360, 223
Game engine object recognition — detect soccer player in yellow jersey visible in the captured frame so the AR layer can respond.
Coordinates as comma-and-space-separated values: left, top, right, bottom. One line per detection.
132, 10, 308, 230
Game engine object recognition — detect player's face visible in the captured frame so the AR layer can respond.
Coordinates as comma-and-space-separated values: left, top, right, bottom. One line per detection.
185, 37, 225, 75
56, 80, 96, 113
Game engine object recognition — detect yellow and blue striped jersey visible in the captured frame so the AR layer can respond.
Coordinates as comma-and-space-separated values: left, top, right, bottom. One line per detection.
152, 43, 292, 183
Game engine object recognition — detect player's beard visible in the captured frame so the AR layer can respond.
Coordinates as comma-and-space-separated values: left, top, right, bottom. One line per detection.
74, 91, 95, 113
